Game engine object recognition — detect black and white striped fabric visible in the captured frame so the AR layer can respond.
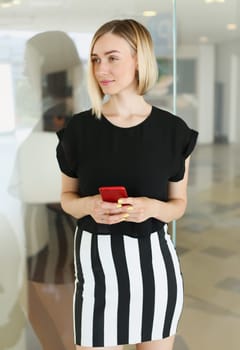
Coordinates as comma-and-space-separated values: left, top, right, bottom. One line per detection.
73, 226, 183, 347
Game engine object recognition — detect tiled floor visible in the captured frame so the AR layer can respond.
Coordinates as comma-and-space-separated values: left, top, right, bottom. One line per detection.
0, 139, 240, 350
170, 143, 240, 350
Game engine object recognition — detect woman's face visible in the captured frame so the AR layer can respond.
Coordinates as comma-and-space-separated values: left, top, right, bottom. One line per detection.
91, 33, 138, 96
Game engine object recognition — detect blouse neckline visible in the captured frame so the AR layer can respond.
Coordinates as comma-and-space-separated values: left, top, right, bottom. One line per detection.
101, 106, 154, 130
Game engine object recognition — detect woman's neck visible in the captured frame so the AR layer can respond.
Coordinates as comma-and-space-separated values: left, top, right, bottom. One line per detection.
102, 94, 150, 118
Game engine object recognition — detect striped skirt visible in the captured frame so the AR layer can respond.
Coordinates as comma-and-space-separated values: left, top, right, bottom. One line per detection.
73, 226, 183, 347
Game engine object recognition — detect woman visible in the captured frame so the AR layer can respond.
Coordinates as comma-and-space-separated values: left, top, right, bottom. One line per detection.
56, 19, 198, 350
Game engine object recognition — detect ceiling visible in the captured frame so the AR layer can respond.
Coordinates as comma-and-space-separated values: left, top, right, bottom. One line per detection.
0, 0, 239, 45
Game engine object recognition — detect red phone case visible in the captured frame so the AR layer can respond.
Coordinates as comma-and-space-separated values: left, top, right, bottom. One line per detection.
99, 186, 128, 202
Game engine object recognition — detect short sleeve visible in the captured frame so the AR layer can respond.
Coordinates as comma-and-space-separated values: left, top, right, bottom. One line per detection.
56, 119, 78, 178
169, 119, 198, 182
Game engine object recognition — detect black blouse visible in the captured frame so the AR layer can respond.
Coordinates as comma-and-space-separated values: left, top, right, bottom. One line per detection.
56, 106, 198, 237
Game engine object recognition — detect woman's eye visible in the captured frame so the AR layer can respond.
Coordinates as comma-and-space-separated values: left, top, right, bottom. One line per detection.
109, 56, 118, 62
92, 57, 100, 63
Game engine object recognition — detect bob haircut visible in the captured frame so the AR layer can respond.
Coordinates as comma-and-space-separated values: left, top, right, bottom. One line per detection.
87, 19, 158, 118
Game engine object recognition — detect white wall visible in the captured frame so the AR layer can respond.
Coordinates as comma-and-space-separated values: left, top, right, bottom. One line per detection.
177, 44, 215, 144
177, 45, 199, 58
197, 45, 215, 144
179, 39, 240, 144
216, 39, 240, 143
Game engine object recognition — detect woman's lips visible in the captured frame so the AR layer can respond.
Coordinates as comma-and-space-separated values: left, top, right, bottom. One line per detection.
100, 80, 114, 86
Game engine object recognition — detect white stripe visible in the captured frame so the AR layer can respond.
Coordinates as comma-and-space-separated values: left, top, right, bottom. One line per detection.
72, 226, 78, 344
150, 232, 168, 339
80, 230, 95, 346
123, 235, 143, 344
164, 229, 184, 335
97, 235, 119, 346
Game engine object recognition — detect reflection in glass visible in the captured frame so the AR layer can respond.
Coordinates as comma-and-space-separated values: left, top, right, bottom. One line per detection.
20, 30, 83, 350
4, 30, 86, 350
0, 63, 15, 132
0, 6, 175, 350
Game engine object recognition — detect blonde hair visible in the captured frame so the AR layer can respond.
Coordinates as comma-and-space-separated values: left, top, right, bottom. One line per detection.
87, 19, 158, 118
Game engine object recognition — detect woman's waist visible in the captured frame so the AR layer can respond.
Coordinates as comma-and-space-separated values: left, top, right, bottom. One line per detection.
76, 215, 166, 238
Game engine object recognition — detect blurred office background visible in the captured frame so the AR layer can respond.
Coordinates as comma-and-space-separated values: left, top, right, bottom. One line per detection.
0, 1, 240, 349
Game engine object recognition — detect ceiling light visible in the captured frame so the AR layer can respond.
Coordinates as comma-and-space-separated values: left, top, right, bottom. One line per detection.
0, 0, 21, 7
200, 36, 209, 43
227, 23, 237, 31
205, 0, 225, 3
143, 11, 157, 17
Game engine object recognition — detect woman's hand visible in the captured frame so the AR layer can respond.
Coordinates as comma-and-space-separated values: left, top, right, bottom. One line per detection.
88, 195, 156, 224
116, 196, 156, 223
87, 194, 128, 224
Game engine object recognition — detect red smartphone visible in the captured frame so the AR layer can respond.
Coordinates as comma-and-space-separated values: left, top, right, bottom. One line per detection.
99, 186, 128, 203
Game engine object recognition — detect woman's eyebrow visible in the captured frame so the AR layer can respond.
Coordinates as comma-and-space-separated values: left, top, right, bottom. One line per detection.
91, 50, 120, 57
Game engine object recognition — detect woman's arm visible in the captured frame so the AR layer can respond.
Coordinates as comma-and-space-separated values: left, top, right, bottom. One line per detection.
60, 173, 94, 219
151, 156, 190, 222
60, 173, 124, 223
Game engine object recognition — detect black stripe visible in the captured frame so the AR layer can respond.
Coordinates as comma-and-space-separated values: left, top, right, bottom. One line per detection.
111, 234, 130, 345
138, 236, 155, 342
91, 235, 106, 347
158, 230, 177, 338
74, 228, 83, 345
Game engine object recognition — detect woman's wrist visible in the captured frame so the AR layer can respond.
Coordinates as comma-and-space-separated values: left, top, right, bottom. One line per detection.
151, 198, 165, 221
76, 195, 95, 218
84, 195, 95, 216
61, 193, 95, 219
151, 197, 186, 223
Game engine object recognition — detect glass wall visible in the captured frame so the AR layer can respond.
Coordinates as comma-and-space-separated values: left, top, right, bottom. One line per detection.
173, 2, 240, 350
0, 2, 175, 350
0, 1, 240, 350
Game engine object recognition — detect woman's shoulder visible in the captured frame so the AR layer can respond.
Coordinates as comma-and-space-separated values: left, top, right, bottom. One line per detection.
57, 109, 97, 141
63, 109, 102, 134
151, 106, 199, 138
69, 108, 95, 124
152, 105, 188, 127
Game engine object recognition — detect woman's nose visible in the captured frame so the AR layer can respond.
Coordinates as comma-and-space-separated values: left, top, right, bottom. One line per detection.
95, 61, 109, 75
